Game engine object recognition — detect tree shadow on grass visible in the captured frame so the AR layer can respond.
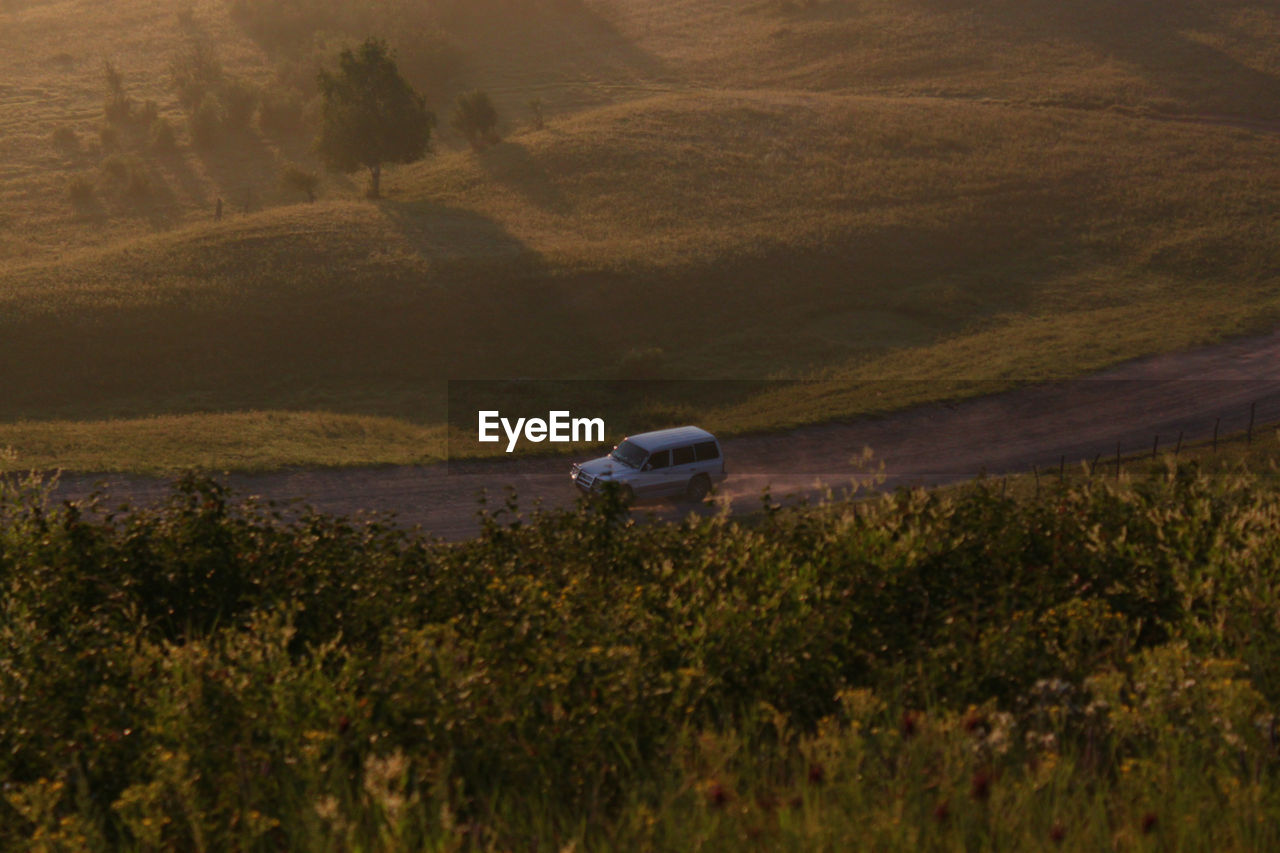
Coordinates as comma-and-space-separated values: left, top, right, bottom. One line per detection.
152, 143, 214, 213
377, 197, 547, 274
473, 139, 572, 215
0, 199, 622, 424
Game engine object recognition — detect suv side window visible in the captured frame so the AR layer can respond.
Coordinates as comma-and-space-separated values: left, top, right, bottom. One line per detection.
694, 441, 719, 461
647, 449, 671, 469
672, 445, 696, 466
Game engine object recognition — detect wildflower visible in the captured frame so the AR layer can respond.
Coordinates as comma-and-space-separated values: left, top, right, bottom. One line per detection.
964, 710, 989, 736
337, 715, 351, 735
1141, 812, 1157, 834
314, 794, 340, 819
1050, 821, 1066, 843
807, 763, 825, 785
900, 711, 918, 738
932, 799, 950, 823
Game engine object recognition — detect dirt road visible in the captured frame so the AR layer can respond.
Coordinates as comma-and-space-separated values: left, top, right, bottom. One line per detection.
45, 326, 1280, 539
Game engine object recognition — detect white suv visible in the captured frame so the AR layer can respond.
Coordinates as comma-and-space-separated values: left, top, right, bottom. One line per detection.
571, 426, 726, 502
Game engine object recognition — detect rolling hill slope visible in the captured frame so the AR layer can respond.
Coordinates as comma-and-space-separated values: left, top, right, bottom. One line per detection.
2, 0, 1280, 471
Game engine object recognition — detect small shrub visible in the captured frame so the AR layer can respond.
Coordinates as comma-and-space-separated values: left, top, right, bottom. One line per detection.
451, 89, 500, 150
279, 163, 318, 202
51, 125, 79, 152
101, 60, 139, 125
99, 154, 150, 198
170, 38, 222, 112
222, 77, 259, 132
102, 59, 129, 121
149, 117, 178, 153
67, 173, 95, 204
124, 163, 151, 198
189, 93, 225, 148
103, 95, 134, 125
99, 153, 129, 181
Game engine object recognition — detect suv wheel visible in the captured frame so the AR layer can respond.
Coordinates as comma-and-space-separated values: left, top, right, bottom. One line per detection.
685, 474, 710, 502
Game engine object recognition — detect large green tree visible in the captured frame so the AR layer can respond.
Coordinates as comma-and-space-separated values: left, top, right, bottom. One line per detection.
316, 38, 435, 199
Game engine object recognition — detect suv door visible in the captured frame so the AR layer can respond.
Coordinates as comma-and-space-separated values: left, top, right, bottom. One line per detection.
631, 449, 672, 498
668, 444, 698, 495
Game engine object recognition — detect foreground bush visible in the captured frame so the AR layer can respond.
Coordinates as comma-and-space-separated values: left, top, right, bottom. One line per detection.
0, 464, 1278, 848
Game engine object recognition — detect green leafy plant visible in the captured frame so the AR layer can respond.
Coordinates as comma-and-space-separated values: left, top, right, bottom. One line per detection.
3, 464, 1280, 848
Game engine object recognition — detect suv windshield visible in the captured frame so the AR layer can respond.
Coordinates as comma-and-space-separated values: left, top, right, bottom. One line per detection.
609, 439, 648, 468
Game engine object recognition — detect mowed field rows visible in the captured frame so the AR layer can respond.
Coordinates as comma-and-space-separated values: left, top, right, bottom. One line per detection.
2, 0, 1280, 472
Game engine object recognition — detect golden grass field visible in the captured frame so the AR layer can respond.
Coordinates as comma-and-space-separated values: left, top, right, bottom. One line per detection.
2, 0, 1280, 471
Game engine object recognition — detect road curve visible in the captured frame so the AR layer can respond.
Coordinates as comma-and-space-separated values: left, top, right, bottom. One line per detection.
45, 326, 1280, 539
34, 110, 1280, 536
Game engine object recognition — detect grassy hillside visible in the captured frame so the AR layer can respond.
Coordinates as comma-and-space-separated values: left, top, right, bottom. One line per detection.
2, 0, 1280, 470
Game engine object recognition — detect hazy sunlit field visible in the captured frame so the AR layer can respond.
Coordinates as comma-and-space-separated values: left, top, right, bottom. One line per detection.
6, 6, 1280, 849
2, 0, 1280, 470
